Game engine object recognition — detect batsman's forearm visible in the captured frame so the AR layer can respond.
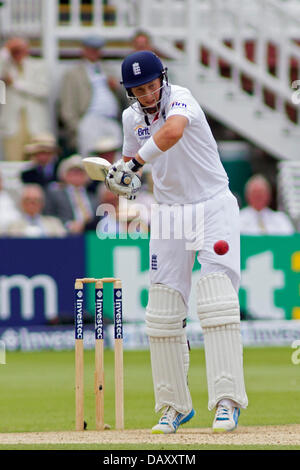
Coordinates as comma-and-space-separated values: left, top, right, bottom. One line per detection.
136, 116, 188, 165
134, 154, 146, 165
152, 125, 182, 151
152, 115, 188, 151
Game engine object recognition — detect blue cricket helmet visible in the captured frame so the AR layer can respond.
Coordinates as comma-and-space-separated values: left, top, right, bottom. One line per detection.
121, 50, 165, 89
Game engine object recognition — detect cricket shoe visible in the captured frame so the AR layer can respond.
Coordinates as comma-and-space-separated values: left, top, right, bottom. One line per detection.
212, 400, 240, 433
152, 406, 195, 434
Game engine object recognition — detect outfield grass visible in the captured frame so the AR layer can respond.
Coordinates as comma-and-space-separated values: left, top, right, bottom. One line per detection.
0, 346, 299, 449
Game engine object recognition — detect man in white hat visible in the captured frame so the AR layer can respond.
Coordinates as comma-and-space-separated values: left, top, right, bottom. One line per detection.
21, 133, 60, 188
45, 154, 97, 234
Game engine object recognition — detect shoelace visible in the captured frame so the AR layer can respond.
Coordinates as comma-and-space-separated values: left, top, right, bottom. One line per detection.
216, 406, 230, 420
160, 406, 177, 424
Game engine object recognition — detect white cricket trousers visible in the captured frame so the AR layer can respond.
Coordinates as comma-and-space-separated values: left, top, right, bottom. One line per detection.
149, 189, 240, 305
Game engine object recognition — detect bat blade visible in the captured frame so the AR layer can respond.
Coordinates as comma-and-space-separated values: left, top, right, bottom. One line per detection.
83, 157, 111, 181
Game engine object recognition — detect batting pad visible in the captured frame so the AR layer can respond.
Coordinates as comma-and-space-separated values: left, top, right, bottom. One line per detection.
146, 284, 193, 414
146, 284, 187, 337
197, 273, 248, 410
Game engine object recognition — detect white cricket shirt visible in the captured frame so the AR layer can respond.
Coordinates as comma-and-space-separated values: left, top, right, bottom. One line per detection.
122, 84, 229, 204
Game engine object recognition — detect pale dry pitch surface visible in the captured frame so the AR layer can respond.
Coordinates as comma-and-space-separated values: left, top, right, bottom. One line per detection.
0, 425, 299, 446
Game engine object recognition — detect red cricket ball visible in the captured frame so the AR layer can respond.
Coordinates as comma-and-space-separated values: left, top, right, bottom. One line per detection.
214, 240, 229, 255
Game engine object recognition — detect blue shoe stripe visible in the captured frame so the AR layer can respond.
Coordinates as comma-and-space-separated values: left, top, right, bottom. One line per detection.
172, 414, 183, 429
215, 407, 240, 429
178, 408, 195, 425
172, 408, 195, 431
233, 407, 240, 426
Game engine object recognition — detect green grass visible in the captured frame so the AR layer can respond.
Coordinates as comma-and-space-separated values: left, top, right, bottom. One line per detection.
0, 347, 299, 449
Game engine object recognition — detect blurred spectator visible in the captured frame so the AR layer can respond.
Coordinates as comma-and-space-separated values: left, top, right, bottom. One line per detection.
118, 197, 150, 237
4, 184, 66, 237
93, 186, 149, 237
93, 185, 121, 235
21, 133, 60, 187
85, 134, 122, 194
131, 30, 155, 52
0, 171, 21, 231
131, 29, 172, 60
45, 154, 97, 234
59, 35, 126, 157
249, 148, 277, 200
86, 134, 122, 164
0, 37, 51, 161
240, 174, 295, 235
134, 166, 156, 231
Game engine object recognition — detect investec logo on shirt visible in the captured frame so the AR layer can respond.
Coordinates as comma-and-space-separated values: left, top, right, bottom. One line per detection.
0, 274, 58, 321
135, 125, 151, 140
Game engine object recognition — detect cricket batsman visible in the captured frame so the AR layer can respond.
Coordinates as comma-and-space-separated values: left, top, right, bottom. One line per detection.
102, 51, 248, 433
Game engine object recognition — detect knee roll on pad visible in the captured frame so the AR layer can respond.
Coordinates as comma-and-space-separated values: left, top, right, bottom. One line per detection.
146, 284, 192, 414
197, 272, 240, 327
197, 273, 248, 410
145, 284, 187, 337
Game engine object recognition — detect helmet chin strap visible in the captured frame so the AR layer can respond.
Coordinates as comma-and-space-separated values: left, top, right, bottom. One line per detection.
126, 68, 169, 119
127, 80, 171, 125
127, 84, 162, 113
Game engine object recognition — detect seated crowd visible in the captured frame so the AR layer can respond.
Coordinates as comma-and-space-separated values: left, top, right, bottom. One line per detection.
0, 34, 295, 238
0, 131, 155, 237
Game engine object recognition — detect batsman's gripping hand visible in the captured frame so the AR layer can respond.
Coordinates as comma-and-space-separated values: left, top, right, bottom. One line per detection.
106, 159, 141, 200
107, 159, 135, 186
